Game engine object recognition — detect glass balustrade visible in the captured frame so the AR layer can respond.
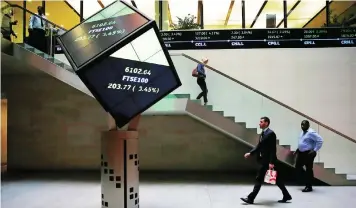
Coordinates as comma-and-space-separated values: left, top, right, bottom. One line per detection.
170, 53, 356, 176
3, 4, 67, 58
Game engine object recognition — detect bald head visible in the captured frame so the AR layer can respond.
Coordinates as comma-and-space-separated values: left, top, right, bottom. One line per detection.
301, 120, 310, 132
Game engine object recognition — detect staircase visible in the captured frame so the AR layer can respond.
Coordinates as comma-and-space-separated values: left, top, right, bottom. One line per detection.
145, 95, 356, 186
2, 39, 93, 98
167, 53, 356, 185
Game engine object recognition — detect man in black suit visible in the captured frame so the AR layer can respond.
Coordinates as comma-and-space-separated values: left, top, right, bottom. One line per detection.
240, 117, 292, 204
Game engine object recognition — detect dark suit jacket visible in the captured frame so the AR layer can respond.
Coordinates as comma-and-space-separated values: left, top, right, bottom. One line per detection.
249, 128, 277, 165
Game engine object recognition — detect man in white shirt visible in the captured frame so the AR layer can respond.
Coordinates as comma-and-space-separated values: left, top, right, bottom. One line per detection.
28, 6, 47, 52
294, 120, 323, 192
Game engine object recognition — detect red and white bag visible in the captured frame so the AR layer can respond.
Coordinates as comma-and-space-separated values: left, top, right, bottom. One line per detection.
264, 168, 277, 184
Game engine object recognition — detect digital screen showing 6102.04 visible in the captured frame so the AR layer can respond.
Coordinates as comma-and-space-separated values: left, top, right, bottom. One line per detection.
83, 57, 180, 127
107, 67, 160, 94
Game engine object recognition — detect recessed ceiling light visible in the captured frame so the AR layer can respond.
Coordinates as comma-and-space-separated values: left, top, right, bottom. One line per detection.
60, 24, 64, 27
46, 13, 49, 16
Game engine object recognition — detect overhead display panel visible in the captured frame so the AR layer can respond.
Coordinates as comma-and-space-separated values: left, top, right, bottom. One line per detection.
58, 0, 181, 128
59, 1, 149, 68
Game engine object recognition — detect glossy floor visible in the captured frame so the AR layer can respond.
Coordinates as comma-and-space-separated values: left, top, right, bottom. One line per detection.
1, 172, 355, 208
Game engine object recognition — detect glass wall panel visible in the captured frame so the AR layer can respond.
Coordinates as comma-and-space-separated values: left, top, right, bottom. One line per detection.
6, 4, 23, 43
287, 0, 326, 28
134, 0, 156, 19
46, 1, 80, 30
253, 0, 283, 28
204, 0, 231, 29
227, 0, 243, 28
245, 0, 265, 28
66, 0, 81, 12
327, 1, 356, 27
286, 0, 299, 11
23, 1, 42, 39
277, 0, 299, 28
153, 0, 356, 30
2, 6, 21, 43
169, 0, 198, 26
101, 0, 117, 7
303, 7, 327, 28
83, 0, 102, 19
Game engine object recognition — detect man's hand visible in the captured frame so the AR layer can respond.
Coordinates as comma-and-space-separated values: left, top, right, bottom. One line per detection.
13, 20, 18, 25
244, 153, 251, 159
269, 164, 274, 169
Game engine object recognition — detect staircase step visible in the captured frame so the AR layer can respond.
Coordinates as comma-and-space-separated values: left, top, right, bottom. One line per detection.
27, 47, 35, 52
347, 175, 356, 180
236, 122, 246, 128
205, 105, 213, 111
280, 145, 291, 150
314, 162, 324, 168
36, 53, 45, 58
23, 44, 33, 49
214, 111, 224, 116
47, 57, 55, 62
246, 127, 257, 133
225, 116, 235, 122
173, 94, 191, 99
190, 99, 201, 104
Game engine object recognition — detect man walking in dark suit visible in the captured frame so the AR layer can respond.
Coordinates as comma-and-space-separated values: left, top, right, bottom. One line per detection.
241, 117, 292, 204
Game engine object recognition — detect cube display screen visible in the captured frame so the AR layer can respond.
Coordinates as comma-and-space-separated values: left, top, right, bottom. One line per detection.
58, 1, 181, 127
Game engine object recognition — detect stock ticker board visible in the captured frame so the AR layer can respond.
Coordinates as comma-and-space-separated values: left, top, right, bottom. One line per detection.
161, 27, 356, 50
55, 27, 356, 54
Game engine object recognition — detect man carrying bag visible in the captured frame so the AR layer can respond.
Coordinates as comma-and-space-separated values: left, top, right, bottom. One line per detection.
241, 117, 292, 204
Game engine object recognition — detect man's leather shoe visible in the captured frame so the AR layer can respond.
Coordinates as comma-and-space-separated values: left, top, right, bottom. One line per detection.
240, 197, 254, 204
278, 195, 292, 203
302, 187, 313, 192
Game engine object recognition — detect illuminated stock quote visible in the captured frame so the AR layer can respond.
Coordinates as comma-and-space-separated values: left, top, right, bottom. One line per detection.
74, 20, 126, 42
107, 67, 160, 94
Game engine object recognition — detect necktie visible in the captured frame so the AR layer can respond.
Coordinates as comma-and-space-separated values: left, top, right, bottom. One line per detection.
260, 131, 264, 142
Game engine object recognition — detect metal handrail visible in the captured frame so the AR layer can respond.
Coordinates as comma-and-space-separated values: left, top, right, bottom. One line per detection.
5, 2, 67, 32
171, 53, 355, 144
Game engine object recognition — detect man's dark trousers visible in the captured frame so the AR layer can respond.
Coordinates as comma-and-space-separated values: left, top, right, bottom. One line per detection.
248, 162, 290, 200
295, 150, 317, 188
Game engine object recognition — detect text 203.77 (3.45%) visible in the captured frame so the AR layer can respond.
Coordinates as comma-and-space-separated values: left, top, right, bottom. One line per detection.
107, 83, 160, 94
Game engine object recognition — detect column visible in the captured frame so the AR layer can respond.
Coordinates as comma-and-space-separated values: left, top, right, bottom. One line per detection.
161, 1, 169, 31
101, 116, 140, 208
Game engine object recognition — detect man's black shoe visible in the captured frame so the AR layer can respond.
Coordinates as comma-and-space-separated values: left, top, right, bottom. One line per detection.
240, 197, 254, 204
278, 195, 292, 203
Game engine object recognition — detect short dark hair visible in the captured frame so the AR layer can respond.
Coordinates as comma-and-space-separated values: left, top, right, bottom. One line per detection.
301, 120, 309, 125
260, 116, 270, 126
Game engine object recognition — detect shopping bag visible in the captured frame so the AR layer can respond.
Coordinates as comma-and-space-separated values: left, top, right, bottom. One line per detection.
264, 168, 277, 184
192, 68, 198, 77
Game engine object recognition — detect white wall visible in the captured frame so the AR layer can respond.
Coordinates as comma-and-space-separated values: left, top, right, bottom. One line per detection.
175, 48, 356, 140
56, 47, 356, 139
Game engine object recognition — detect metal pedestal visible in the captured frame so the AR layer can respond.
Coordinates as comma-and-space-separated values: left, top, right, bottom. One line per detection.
101, 115, 140, 208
